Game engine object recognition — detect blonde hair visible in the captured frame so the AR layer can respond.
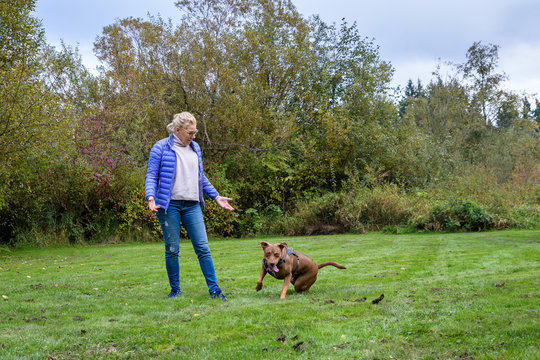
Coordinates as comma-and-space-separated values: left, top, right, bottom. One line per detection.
166, 112, 197, 133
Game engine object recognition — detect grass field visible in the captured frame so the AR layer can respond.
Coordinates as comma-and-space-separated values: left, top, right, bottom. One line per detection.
1, 230, 539, 359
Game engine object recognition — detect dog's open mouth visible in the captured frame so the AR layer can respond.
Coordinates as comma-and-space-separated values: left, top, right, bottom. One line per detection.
267, 265, 279, 273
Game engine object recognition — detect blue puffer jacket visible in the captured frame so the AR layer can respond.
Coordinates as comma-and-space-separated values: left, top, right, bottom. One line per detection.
145, 133, 219, 210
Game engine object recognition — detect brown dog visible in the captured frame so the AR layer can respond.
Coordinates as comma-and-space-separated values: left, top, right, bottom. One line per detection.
255, 241, 346, 299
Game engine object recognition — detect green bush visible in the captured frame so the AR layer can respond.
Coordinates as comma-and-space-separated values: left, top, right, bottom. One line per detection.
240, 208, 263, 236
259, 204, 284, 234
119, 187, 162, 240
507, 206, 540, 229
417, 199, 493, 232
202, 162, 264, 237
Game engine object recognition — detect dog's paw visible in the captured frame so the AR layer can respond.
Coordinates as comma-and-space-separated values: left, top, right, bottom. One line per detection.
255, 283, 262, 291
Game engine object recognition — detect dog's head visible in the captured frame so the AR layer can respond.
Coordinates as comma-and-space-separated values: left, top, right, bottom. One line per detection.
259, 241, 288, 272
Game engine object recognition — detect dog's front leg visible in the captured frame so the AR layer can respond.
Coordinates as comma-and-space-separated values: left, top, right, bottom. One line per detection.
280, 274, 292, 299
256, 266, 266, 291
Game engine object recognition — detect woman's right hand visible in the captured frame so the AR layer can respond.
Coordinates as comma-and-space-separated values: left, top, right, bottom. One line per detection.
148, 197, 161, 212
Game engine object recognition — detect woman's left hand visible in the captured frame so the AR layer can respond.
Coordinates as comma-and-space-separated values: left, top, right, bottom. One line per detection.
216, 196, 234, 211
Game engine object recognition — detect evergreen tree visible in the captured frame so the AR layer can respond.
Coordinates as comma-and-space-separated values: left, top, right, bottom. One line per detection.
398, 79, 415, 116
533, 98, 540, 124
521, 97, 532, 119
405, 79, 416, 97
399, 78, 425, 117
416, 79, 426, 97
497, 98, 519, 129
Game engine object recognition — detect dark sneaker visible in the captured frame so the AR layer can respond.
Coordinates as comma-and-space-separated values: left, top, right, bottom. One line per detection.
168, 289, 182, 298
210, 290, 228, 301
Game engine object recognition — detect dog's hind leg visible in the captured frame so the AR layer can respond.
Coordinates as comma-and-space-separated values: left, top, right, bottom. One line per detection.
293, 272, 317, 293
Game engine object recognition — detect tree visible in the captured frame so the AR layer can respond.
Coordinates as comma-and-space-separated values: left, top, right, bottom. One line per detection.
91, 0, 314, 211
0, 0, 54, 162
521, 97, 532, 120
533, 98, 540, 125
399, 78, 425, 117
497, 94, 520, 129
457, 41, 506, 127
0, 0, 58, 227
93, 0, 313, 155
0, 0, 105, 243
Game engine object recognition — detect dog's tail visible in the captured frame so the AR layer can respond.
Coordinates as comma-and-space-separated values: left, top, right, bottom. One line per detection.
318, 262, 346, 269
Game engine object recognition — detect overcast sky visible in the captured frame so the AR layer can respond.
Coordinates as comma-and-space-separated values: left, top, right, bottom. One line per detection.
34, 0, 540, 98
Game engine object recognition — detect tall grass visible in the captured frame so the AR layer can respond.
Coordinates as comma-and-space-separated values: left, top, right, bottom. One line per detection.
270, 164, 540, 236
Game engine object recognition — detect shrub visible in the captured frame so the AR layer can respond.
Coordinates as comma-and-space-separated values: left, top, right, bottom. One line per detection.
507, 206, 540, 229
417, 199, 493, 232
119, 187, 161, 240
259, 204, 284, 234
204, 200, 241, 237
276, 184, 414, 236
422, 164, 540, 231
242, 208, 263, 236
338, 184, 413, 232
202, 162, 243, 237
278, 192, 346, 236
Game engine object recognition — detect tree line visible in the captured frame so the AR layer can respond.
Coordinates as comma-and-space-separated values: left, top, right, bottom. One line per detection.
1, 0, 538, 245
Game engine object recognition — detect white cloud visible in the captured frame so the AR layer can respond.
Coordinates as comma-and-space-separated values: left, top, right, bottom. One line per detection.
499, 42, 540, 97
391, 42, 540, 98
391, 58, 438, 89
390, 57, 457, 91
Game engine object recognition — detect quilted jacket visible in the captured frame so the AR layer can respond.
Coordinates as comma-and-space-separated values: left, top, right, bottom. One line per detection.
145, 133, 219, 210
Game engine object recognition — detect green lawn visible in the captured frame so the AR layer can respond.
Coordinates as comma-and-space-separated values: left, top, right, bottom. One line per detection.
1, 230, 539, 359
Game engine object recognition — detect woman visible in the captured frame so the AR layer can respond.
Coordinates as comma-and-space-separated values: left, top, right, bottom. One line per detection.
145, 112, 234, 300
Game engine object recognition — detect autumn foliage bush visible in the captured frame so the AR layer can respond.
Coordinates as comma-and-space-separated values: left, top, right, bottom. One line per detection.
278, 183, 414, 236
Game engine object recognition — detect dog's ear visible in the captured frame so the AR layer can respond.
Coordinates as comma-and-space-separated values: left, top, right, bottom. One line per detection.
278, 242, 288, 250
258, 241, 269, 249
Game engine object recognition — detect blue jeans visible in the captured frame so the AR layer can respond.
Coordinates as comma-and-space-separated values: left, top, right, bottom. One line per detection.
156, 200, 220, 294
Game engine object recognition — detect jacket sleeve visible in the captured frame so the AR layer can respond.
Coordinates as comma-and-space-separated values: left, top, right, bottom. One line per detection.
201, 169, 219, 200
195, 144, 219, 200
145, 142, 161, 200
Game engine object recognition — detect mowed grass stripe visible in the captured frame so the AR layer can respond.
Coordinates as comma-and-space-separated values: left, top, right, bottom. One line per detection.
0, 230, 538, 359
